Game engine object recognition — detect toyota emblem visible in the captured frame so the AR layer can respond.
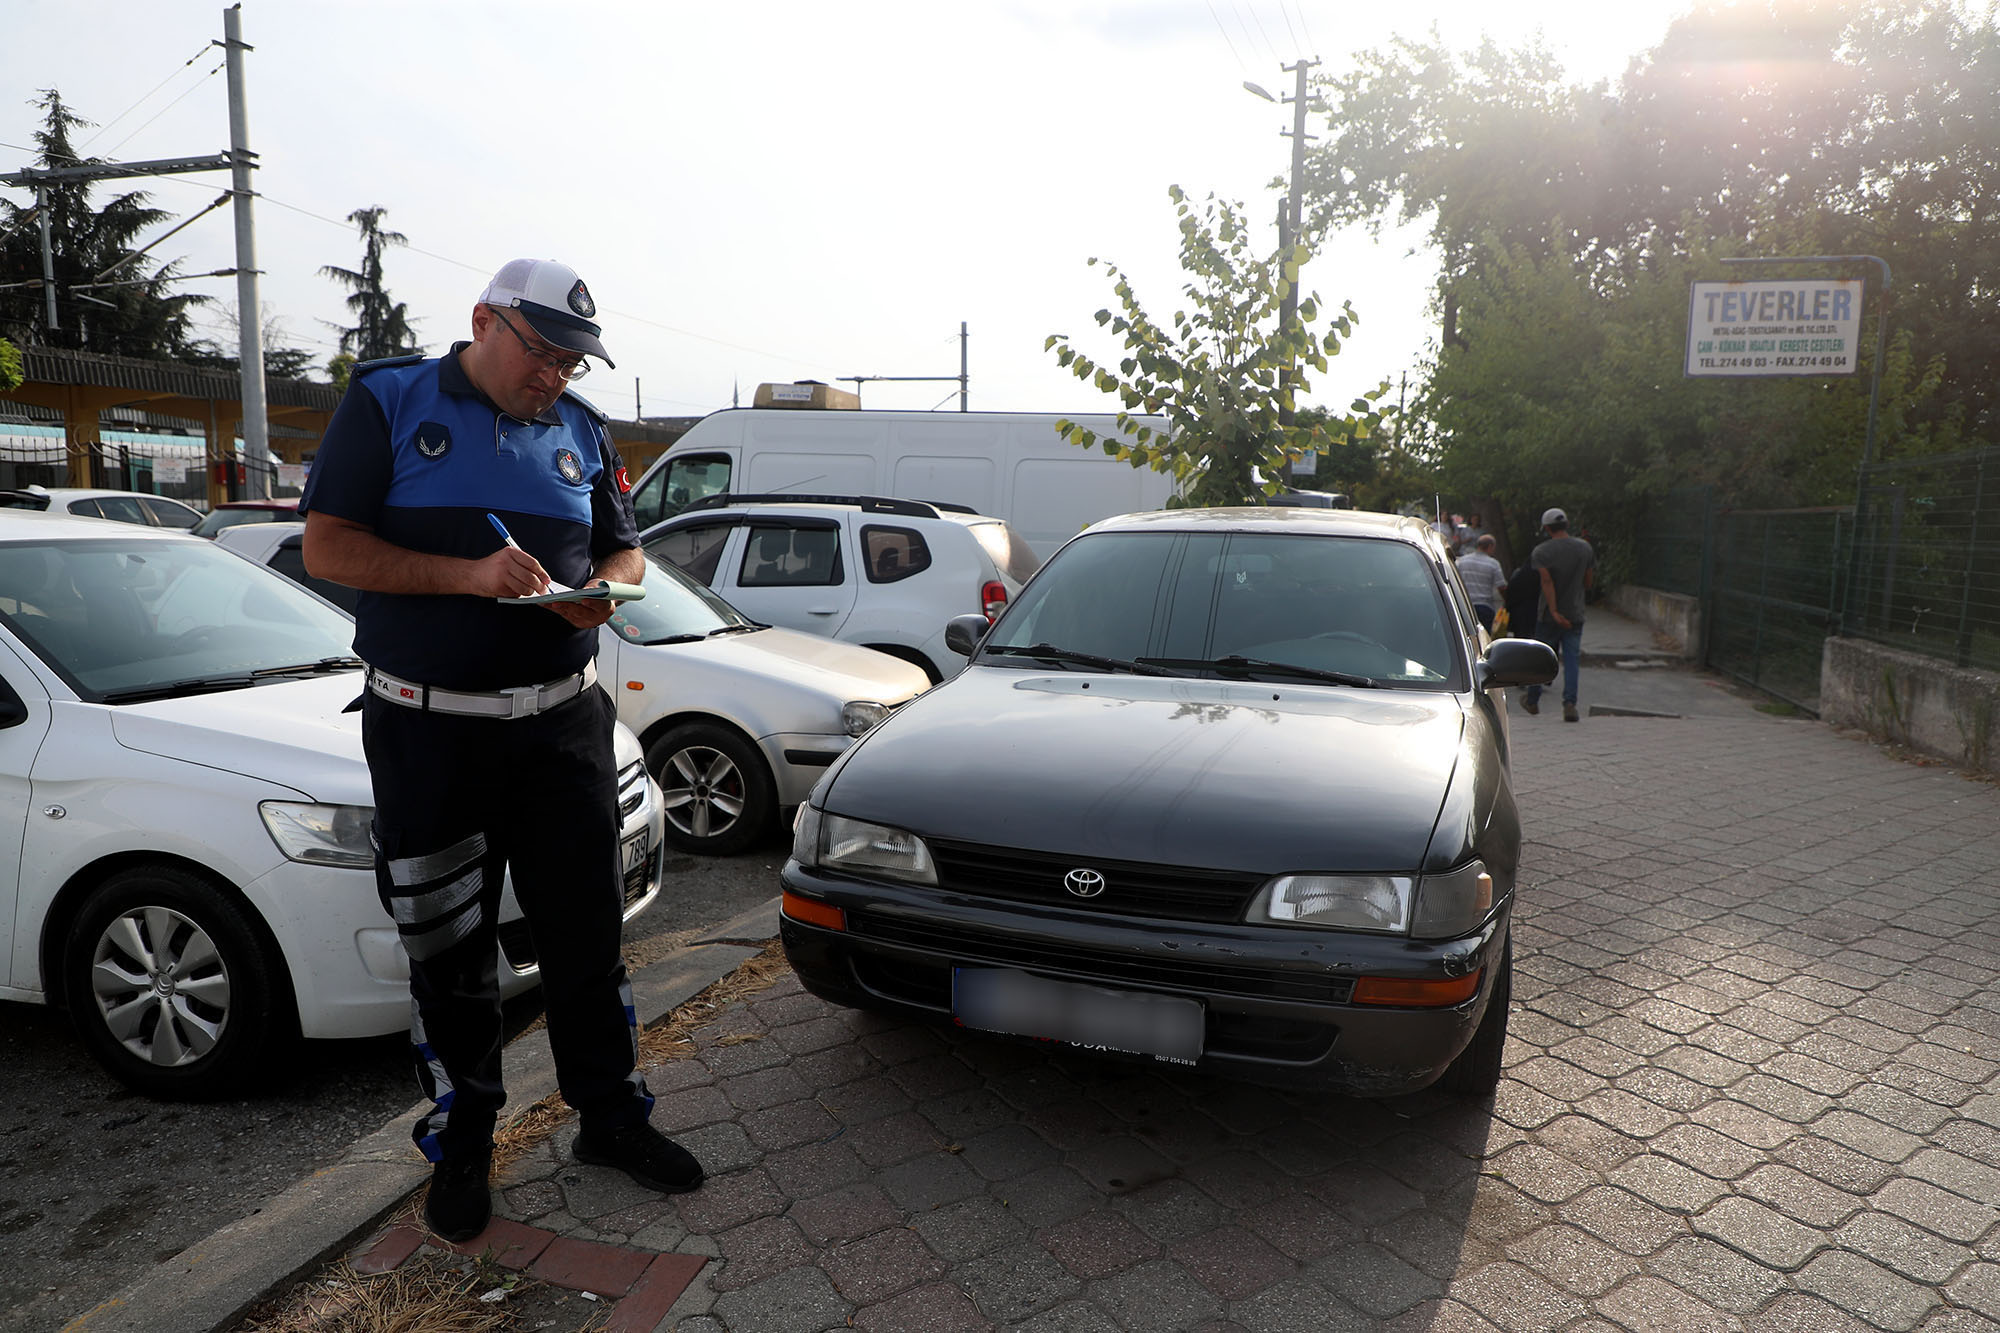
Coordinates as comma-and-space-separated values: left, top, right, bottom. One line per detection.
1063, 868, 1106, 898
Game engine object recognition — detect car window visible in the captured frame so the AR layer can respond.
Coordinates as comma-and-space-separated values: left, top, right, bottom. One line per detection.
645, 520, 737, 585
967, 520, 1041, 583
0, 536, 356, 699
861, 525, 931, 583
987, 531, 1461, 686
65, 498, 105, 519
142, 497, 203, 530
0, 492, 51, 511
634, 453, 732, 529
269, 540, 360, 613
738, 522, 842, 588
607, 553, 756, 645
90, 496, 151, 525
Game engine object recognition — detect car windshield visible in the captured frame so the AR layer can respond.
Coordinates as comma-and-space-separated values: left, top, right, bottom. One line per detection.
606, 551, 760, 645
982, 530, 1461, 686
0, 535, 359, 701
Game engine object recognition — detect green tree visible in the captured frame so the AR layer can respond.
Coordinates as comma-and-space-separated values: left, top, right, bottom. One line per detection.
0, 336, 21, 392
1046, 186, 1383, 508
1304, 0, 2000, 508
320, 206, 421, 363
0, 90, 210, 357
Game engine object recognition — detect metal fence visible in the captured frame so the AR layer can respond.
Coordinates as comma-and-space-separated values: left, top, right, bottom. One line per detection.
1706, 507, 1850, 714
1845, 447, 2000, 673
1631, 484, 1713, 598
0, 435, 295, 505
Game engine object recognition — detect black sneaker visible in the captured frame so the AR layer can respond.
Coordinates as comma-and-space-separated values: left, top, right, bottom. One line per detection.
423, 1147, 492, 1242
1563, 702, 1580, 722
573, 1121, 705, 1194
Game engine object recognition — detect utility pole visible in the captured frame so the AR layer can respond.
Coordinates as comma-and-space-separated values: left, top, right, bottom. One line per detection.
221, 4, 267, 474
1245, 60, 1318, 427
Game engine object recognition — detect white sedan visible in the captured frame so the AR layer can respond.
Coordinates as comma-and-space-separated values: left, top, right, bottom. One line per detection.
0, 512, 666, 1097
216, 523, 932, 855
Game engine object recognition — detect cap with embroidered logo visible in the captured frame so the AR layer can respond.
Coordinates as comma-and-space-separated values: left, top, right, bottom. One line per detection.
479, 259, 614, 368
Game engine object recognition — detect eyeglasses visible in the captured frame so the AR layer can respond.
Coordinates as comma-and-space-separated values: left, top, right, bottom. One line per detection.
490, 306, 590, 381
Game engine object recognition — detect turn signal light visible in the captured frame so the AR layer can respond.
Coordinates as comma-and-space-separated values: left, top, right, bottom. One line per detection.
1352, 970, 1482, 1008
781, 890, 847, 932
981, 580, 1008, 622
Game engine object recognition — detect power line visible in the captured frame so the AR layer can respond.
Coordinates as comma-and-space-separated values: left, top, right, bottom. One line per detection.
73, 46, 218, 155
1205, 0, 1247, 70
96, 59, 226, 161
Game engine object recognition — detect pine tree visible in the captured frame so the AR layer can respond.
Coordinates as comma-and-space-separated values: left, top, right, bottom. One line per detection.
320, 206, 422, 364
0, 90, 209, 357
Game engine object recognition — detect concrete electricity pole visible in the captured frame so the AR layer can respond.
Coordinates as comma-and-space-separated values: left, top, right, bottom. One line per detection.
1246, 59, 1318, 427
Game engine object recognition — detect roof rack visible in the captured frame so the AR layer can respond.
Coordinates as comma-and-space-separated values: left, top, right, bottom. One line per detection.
680, 493, 947, 519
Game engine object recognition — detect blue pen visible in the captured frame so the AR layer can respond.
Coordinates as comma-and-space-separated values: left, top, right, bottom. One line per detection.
486, 513, 521, 550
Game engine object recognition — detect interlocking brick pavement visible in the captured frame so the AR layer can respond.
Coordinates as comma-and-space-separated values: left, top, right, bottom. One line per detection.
343, 675, 2000, 1331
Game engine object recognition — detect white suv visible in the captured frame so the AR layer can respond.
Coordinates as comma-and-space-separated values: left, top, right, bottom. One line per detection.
641, 495, 1041, 681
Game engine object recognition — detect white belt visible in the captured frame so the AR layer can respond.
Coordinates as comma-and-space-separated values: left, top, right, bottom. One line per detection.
366, 660, 597, 720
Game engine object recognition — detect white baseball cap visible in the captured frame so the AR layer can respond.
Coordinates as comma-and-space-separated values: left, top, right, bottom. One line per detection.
1541, 507, 1568, 527
479, 259, 614, 367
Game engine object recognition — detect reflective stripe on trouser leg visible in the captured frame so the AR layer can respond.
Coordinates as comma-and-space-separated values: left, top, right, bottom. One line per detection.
373, 824, 504, 1161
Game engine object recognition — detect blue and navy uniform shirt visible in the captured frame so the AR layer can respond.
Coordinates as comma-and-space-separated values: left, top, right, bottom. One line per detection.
300, 345, 640, 690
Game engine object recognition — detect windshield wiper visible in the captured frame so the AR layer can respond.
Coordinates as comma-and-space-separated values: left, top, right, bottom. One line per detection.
1137, 654, 1382, 688
98, 676, 263, 704
707, 624, 762, 637
984, 642, 1178, 676
250, 656, 364, 678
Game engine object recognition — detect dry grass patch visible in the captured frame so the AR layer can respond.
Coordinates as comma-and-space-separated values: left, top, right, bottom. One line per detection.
235, 1251, 590, 1333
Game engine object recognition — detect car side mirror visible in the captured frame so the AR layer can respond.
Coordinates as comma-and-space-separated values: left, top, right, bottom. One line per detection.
1478, 637, 1559, 689
944, 613, 991, 657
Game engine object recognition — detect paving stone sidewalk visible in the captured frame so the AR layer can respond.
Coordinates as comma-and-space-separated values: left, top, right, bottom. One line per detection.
341, 681, 2000, 1331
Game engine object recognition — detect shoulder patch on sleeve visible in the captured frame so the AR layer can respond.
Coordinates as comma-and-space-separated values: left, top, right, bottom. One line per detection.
561, 386, 610, 425
353, 353, 427, 378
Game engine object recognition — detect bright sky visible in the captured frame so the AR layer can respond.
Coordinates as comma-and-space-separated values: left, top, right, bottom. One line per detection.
2, 0, 1690, 422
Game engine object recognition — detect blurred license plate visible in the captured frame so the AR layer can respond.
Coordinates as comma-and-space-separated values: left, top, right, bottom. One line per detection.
953, 967, 1202, 1065
620, 830, 650, 906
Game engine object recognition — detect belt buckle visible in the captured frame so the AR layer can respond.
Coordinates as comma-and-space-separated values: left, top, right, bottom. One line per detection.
510, 686, 543, 720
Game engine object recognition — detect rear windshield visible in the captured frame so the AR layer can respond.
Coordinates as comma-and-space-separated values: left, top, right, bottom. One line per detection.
967, 521, 1041, 584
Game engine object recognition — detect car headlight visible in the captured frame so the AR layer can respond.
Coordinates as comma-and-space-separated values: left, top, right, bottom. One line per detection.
260, 801, 374, 869
1247, 861, 1496, 939
1410, 860, 1495, 938
841, 700, 891, 737
795, 807, 937, 886
1248, 874, 1413, 933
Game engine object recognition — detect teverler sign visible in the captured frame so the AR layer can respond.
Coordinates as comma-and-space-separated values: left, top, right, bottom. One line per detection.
1686, 278, 1864, 378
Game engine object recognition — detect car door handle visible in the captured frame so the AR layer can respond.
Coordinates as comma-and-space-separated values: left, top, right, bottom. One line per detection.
806, 607, 841, 616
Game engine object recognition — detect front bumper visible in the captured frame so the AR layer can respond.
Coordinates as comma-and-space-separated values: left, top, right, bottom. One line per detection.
778, 862, 1509, 1096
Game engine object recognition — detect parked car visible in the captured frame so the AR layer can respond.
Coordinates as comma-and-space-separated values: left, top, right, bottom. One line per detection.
0, 511, 666, 1097
640, 494, 1041, 682
192, 496, 299, 539
780, 507, 1558, 1097
221, 522, 931, 855
0, 485, 204, 529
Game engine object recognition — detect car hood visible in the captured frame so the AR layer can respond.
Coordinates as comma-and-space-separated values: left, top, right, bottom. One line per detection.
612, 625, 929, 701
108, 672, 372, 804
822, 667, 1467, 872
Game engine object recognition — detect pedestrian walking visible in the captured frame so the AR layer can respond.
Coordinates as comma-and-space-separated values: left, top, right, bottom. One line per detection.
299, 258, 703, 1244
1519, 506, 1596, 722
1455, 533, 1505, 632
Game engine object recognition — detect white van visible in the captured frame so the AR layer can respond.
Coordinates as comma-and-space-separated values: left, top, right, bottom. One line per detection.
626, 407, 1176, 557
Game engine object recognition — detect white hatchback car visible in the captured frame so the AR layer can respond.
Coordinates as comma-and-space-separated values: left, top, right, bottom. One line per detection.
640, 495, 1041, 682
218, 523, 933, 855
0, 512, 666, 1097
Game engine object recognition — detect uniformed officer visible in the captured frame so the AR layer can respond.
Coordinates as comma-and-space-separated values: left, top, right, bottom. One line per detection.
301, 259, 702, 1242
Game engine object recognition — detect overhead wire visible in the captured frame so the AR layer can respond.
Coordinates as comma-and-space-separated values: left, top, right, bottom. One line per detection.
73, 45, 218, 155
1204, 0, 1248, 71
1234, 0, 1281, 66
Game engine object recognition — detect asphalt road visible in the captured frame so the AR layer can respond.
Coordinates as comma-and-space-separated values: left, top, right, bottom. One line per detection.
0, 828, 788, 1333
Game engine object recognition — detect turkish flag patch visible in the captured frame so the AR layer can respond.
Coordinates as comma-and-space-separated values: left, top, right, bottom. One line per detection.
615, 466, 631, 493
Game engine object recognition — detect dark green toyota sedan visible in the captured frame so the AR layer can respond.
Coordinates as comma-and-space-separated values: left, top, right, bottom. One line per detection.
780, 507, 1556, 1096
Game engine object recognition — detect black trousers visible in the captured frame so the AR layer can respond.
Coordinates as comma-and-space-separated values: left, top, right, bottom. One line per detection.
362, 684, 651, 1162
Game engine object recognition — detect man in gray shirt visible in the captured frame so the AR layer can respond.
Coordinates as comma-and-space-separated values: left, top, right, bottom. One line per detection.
1521, 507, 1596, 722
1455, 534, 1505, 632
